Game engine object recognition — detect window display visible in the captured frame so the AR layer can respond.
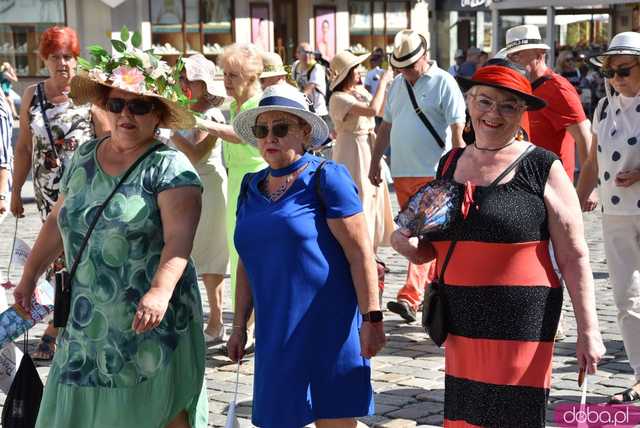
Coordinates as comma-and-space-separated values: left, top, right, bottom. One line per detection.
349, 1, 410, 56
150, 0, 233, 63
0, 0, 65, 77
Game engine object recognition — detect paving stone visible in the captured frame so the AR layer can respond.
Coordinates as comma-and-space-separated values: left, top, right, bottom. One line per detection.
373, 419, 417, 428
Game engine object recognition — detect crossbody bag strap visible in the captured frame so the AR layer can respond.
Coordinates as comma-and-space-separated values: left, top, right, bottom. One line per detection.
438, 144, 535, 281
67, 141, 162, 281
404, 78, 445, 149
36, 81, 58, 156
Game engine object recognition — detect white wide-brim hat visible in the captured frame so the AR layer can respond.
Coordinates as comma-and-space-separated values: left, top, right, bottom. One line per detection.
390, 30, 426, 68
233, 83, 329, 148
260, 52, 288, 79
330, 50, 370, 90
183, 54, 227, 101
501, 25, 550, 56
589, 31, 640, 67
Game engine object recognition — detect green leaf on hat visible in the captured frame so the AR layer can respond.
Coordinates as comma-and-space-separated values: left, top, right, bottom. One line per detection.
88, 45, 109, 59
111, 39, 126, 53
126, 56, 143, 68
120, 26, 129, 43
77, 57, 92, 70
131, 32, 142, 48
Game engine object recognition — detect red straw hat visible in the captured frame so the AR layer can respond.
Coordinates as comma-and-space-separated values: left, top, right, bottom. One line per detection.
456, 64, 547, 111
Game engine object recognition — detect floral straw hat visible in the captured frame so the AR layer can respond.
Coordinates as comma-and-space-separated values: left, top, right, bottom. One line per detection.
70, 27, 195, 129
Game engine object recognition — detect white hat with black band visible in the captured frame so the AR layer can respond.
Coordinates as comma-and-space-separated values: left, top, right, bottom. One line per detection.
390, 30, 427, 69
501, 25, 551, 56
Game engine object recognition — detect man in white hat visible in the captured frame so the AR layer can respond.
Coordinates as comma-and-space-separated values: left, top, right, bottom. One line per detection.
369, 29, 466, 322
504, 25, 596, 207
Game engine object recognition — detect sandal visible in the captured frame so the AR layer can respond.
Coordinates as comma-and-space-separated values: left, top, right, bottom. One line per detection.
608, 387, 640, 404
32, 334, 56, 361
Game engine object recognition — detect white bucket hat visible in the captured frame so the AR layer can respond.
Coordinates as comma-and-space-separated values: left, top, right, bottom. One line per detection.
329, 50, 370, 90
501, 25, 550, 56
589, 32, 640, 67
233, 83, 329, 148
260, 52, 288, 79
390, 30, 426, 68
182, 53, 227, 103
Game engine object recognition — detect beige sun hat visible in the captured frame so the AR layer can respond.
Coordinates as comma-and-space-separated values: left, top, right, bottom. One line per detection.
501, 25, 551, 56
182, 53, 227, 106
329, 50, 371, 90
260, 52, 288, 79
70, 29, 194, 129
390, 29, 427, 68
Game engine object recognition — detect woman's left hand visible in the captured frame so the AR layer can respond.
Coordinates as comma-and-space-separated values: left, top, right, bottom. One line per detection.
132, 288, 172, 334
576, 330, 606, 374
360, 321, 386, 358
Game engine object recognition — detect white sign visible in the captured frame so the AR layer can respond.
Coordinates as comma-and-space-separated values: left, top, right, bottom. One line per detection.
461, 0, 487, 7
101, 0, 127, 7
10, 238, 30, 268
0, 343, 23, 394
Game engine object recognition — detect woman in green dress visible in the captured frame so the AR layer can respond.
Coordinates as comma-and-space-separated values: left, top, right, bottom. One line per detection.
194, 43, 266, 305
14, 37, 208, 428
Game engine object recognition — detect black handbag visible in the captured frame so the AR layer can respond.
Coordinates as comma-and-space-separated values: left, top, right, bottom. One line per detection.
422, 145, 534, 347
53, 141, 161, 328
1, 332, 42, 428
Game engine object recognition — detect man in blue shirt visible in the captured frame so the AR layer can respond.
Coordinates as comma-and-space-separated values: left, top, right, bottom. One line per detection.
458, 47, 483, 78
369, 29, 466, 322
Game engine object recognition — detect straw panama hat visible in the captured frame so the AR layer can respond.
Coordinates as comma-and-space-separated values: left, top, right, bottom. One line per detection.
260, 52, 288, 79
329, 50, 371, 90
390, 29, 427, 68
70, 30, 194, 129
589, 32, 640, 67
182, 53, 227, 106
233, 83, 329, 148
501, 25, 551, 56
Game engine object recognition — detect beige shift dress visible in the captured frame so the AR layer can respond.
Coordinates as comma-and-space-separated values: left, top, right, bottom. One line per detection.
329, 87, 395, 248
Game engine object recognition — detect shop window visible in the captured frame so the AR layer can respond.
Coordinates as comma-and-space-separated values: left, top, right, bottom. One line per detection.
150, 0, 233, 65
349, 1, 410, 56
0, 0, 66, 77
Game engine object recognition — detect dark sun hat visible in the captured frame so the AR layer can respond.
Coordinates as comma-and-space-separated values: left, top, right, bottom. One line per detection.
456, 63, 547, 111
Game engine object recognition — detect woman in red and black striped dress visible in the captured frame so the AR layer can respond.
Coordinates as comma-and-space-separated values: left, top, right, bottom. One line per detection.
391, 63, 605, 427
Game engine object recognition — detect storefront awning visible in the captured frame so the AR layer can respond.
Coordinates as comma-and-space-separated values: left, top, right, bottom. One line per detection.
490, 0, 637, 9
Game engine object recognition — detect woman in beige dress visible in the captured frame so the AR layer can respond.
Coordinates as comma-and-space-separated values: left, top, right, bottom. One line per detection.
329, 50, 395, 249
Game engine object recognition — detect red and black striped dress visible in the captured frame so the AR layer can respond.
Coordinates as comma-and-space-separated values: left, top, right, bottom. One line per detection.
429, 146, 563, 428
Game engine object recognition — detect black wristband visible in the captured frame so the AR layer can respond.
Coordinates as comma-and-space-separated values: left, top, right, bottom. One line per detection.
362, 310, 383, 322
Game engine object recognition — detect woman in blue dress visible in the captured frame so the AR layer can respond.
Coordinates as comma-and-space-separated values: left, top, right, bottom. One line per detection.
227, 83, 387, 428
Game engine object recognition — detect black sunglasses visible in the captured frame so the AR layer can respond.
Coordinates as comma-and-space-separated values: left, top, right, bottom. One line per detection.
251, 123, 299, 139
601, 63, 639, 79
105, 97, 156, 115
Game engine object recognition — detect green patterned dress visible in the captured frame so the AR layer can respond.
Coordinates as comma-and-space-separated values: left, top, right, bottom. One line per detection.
35, 138, 208, 428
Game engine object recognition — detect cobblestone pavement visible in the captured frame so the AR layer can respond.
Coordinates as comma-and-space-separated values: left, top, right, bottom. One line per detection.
0, 185, 638, 428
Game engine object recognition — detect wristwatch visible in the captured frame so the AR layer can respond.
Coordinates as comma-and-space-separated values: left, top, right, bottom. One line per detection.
362, 310, 383, 323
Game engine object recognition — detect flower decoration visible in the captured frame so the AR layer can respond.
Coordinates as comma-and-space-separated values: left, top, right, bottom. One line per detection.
76, 25, 191, 106
111, 65, 145, 93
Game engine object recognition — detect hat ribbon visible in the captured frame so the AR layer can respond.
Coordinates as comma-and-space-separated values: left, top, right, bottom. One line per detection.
505, 38, 545, 50
259, 95, 306, 110
393, 43, 425, 63
470, 65, 533, 96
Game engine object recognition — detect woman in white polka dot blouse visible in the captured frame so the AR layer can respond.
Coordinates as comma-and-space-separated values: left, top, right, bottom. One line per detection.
578, 31, 640, 404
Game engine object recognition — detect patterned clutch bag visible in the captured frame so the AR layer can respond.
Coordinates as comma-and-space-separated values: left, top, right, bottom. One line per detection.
394, 179, 461, 237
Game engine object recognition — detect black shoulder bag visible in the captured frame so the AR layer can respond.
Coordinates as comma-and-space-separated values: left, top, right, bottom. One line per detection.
53, 141, 162, 327
404, 78, 445, 149
423, 145, 534, 346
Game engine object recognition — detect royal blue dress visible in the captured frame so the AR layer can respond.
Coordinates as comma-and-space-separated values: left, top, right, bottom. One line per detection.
234, 153, 375, 428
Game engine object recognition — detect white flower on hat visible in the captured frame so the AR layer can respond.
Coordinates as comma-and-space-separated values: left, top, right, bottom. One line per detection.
150, 61, 172, 80
132, 49, 153, 70
87, 68, 108, 83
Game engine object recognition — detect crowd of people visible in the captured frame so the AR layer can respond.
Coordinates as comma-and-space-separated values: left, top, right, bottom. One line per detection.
0, 20, 638, 428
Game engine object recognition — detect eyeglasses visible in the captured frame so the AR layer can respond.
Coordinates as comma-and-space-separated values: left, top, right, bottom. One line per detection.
105, 98, 156, 115
251, 122, 300, 139
468, 93, 525, 117
601, 63, 639, 79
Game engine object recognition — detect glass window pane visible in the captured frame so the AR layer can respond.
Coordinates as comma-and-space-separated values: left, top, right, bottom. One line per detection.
386, 2, 409, 33
150, 0, 183, 25
350, 1, 371, 34
0, 0, 65, 24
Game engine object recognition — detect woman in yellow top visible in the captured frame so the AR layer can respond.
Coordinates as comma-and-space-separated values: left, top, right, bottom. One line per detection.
195, 43, 266, 304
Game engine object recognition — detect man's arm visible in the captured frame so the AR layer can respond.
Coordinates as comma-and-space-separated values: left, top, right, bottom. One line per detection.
567, 119, 592, 169
450, 122, 466, 148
